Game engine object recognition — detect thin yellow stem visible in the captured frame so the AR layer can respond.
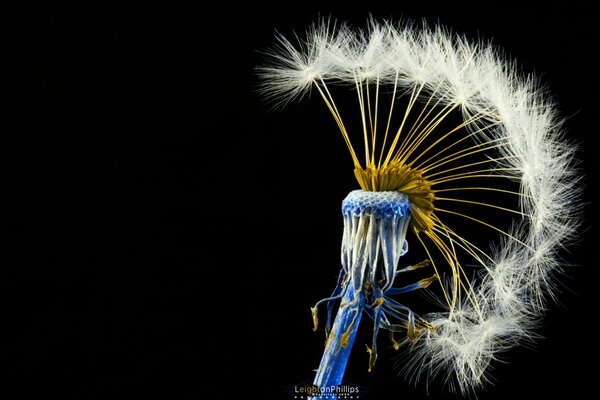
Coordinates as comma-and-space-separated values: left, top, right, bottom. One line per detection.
430, 218, 500, 322
407, 112, 490, 168
397, 102, 459, 165
435, 197, 527, 217
413, 121, 501, 172
382, 83, 423, 167
366, 77, 375, 167
424, 229, 459, 314
378, 72, 399, 168
371, 76, 380, 166
430, 214, 495, 265
426, 227, 485, 321
394, 89, 450, 162
429, 168, 518, 185
315, 81, 361, 167
421, 140, 510, 175
433, 186, 531, 198
354, 74, 370, 166
431, 174, 518, 185
425, 155, 516, 179
434, 208, 532, 250
416, 232, 453, 311
400, 84, 448, 150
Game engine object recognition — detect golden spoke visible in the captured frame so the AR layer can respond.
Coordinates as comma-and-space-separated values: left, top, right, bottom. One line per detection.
429, 168, 518, 185
414, 122, 501, 171
431, 215, 494, 266
425, 155, 517, 179
394, 85, 448, 161
416, 232, 453, 310
421, 138, 509, 175
315, 80, 361, 167
435, 197, 527, 217
382, 83, 423, 167
354, 74, 371, 166
424, 229, 460, 314
397, 101, 460, 165
435, 208, 531, 250
427, 226, 485, 321
378, 71, 399, 167
433, 186, 530, 199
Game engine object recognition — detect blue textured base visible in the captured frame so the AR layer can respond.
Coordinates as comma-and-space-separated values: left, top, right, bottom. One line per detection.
342, 190, 410, 218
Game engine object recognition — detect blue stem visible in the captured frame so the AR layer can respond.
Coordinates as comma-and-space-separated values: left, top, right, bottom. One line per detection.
309, 190, 413, 399
312, 285, 364, 398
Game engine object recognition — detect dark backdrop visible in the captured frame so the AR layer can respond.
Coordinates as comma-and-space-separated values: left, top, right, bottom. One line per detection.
8, 4, 594, 399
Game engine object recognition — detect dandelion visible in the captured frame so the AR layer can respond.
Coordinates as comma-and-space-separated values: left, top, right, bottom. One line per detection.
258, 17, 582, 395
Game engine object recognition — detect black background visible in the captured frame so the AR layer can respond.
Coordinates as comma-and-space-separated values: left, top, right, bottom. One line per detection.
8, 3, 594, 399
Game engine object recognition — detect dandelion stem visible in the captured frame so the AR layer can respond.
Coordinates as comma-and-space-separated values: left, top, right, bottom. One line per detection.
312, 286, 364, 395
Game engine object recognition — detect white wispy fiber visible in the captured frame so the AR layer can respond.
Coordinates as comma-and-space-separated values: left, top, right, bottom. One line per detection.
258, 18, 582, 394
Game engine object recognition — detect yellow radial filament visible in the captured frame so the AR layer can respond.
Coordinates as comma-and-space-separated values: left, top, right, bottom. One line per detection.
354, 162, 435, 233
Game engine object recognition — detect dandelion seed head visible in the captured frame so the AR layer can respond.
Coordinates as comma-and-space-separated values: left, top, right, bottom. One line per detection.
259, 16, 582, 394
